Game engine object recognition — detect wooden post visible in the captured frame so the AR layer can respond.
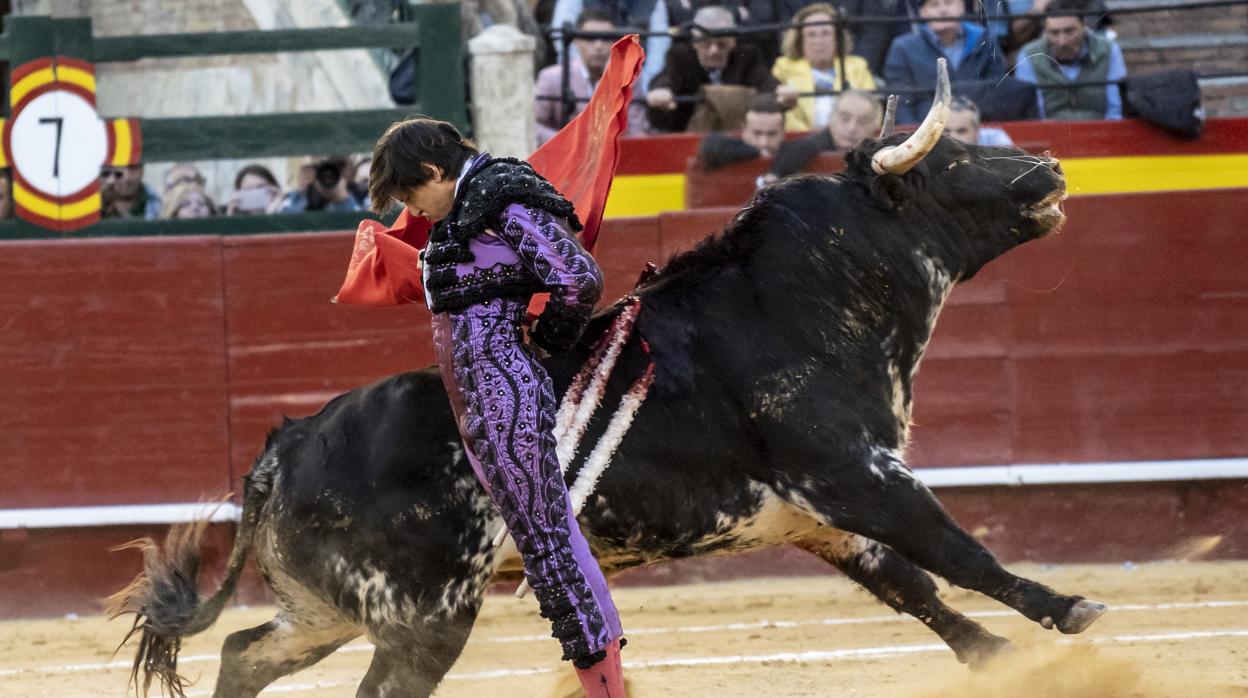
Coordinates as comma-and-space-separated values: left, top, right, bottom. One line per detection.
467, 24, 536, 158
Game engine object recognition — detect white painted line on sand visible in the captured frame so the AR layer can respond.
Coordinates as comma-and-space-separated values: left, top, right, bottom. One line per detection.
4, 599, 1247, 680
166, 627, 1248, 695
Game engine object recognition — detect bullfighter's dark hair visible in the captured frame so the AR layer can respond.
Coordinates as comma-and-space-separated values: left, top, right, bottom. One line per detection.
368, 118, 478, 216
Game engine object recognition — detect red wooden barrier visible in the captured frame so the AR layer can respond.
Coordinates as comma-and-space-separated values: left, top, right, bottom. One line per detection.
2, 187, 1247, 616
0, 237, 231, 507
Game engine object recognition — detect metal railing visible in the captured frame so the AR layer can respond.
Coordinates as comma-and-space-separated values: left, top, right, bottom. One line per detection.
540, 0, 1248, 126
0, 6, 467, 238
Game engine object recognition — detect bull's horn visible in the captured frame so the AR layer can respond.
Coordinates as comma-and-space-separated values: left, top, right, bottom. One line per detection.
872, 58, 952, 175
879, 95, 898, 138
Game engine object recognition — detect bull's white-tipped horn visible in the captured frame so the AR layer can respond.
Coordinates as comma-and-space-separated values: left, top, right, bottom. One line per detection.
879, 95, 898, 138
872, 58, 952, 175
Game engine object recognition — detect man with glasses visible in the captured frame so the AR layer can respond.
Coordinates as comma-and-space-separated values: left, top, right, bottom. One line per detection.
100, 164, 161, 220
645, 5, 777, 132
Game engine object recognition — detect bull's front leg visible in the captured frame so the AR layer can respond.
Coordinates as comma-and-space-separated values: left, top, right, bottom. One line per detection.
781, 447, 1106, 635
795, 529, 1012, 668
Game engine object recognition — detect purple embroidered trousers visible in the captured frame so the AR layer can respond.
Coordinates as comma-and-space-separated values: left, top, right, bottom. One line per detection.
431, 297, 623, 666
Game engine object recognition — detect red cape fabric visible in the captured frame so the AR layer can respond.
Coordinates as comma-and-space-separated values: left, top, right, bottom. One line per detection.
335, 36, 645, 307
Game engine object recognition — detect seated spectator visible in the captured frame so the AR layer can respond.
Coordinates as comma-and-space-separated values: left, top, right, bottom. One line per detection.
1013, 0, 1126, 120
884, 0, 1005, 124
645, 5, 778, 133
696, 93, 787, 170
767, 89, 881, 181
986, 0, 1111, 58
163, 162, 206, 194
552, 0, 671, 92
773, 3, 876, 132
100, 163, 161, 220
0, 168, 12, 220
352, 156, 372, 210
535, 10, 647, 144
226, 164, 283, 215
945, 96, 1015, 146
161, 182, 217, 219
280, 157, 365, 213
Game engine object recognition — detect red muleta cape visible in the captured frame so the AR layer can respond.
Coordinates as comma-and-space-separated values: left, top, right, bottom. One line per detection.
334, 36, 645, 307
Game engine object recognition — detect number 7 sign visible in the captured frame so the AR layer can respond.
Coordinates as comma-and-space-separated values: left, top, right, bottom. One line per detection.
0, 57, 141, 231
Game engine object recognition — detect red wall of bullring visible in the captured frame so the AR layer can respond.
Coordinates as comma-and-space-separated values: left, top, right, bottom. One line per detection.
2, 187, 1247, 618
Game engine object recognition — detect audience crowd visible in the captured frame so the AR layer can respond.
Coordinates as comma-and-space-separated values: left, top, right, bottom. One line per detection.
535, 0, 1128, 182
53, 0, 1128, 225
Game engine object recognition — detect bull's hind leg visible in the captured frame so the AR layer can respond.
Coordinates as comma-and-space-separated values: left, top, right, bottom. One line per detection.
213, 612, 359, 698
786, 450, 1105, 634
796, 528, 1011, 667
356, 608, 481, 698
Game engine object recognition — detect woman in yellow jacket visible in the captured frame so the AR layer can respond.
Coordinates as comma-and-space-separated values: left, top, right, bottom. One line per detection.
773, 4, 877, 132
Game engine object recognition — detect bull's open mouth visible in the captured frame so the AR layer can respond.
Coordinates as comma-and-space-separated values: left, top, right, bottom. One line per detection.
1026, 188, 1067, 235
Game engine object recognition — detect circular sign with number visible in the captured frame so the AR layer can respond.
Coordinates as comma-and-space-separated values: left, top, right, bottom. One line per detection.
1, 57, 135, 231
10, 89, 108, 198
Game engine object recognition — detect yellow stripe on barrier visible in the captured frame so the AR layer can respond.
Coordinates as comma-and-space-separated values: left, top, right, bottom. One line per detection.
13, 180, 59, 220
601, 154, 1248, 219
55, 65, 97, 95
604, 174, 686, 219
9, 67, 55, 107
111, 120, 133, 167
0, 119, 6, 167
1061, 154, 1248, 196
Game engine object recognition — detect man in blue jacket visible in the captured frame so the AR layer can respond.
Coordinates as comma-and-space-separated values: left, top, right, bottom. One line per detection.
884, 0, 1006, 123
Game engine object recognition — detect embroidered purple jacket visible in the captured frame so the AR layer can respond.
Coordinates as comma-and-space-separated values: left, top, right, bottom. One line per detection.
422, 155, 604, 353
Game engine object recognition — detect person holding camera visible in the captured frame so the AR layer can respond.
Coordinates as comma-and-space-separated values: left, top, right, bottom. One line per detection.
279, 156, 367, 213
225, 164, 285, 215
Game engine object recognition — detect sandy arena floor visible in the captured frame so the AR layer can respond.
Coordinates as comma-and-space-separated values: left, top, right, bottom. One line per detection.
2, 561, 1247, 697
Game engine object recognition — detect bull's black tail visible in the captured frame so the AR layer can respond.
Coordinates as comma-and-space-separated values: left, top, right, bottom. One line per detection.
107, 457, 277, 697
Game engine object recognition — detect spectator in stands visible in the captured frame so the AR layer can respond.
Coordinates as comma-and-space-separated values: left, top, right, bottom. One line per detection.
0, 168, 12, 220
280, 157, 365, 213
551, 0, 671, 92
986, 0, 1111, 58
696, 93, 787, 170
161, 182, 217, 219
535, 10, 647, 143
226, 164, 283, 215
773, 4, 876, 132
352, 157, 372, 210
645, 5, 778, 133
163, 162, 206, 194
100, 164, 161, 220
945, 96, 1016, 146
883, 0, 1005, 124
766, 88, 881, 180
1013, 0, 1126, 120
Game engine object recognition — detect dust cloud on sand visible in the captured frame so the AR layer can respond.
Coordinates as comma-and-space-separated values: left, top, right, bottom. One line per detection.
913, 638, 1242, 698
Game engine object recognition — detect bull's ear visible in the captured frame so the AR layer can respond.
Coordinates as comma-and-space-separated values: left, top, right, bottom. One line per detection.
870, 174, 908, 212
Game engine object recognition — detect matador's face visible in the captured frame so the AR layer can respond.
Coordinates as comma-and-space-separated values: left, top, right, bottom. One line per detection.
396, 165, 457, 222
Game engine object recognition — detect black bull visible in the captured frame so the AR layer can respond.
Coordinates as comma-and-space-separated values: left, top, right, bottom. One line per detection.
111, 135, 1106, 697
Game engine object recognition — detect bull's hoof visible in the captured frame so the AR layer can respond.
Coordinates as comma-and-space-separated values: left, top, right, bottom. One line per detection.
1054, 598, 1107, 634
960, 635, 1015, 671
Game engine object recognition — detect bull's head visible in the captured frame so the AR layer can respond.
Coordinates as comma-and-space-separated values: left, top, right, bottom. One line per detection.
846, 59, 1067, 270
